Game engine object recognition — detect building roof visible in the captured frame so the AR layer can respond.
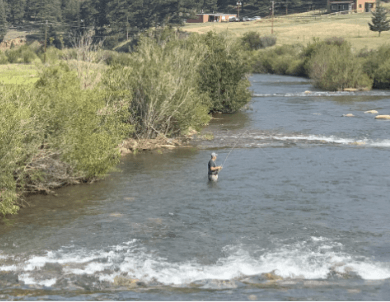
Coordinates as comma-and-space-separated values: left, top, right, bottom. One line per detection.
197, 13, 236, 16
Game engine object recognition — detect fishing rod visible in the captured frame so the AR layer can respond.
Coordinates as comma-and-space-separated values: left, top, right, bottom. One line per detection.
221, 129, 272, 168
222, 129, 249, 167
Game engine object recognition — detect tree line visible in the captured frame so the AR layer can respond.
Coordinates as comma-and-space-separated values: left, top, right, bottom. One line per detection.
0, 0, 325, 44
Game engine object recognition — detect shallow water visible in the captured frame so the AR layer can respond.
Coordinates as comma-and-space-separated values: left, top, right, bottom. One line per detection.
2, 74, 390, 300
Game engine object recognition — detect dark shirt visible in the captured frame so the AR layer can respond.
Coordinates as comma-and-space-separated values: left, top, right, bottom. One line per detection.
208, 159, 218, 175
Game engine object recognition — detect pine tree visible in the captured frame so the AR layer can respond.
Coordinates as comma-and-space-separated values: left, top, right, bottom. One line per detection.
6, 0, 26, 25
0, 0, 7, 42
368, 1, 390, 37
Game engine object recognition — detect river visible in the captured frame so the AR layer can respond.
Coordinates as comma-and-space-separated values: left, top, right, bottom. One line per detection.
1, 74, 390, 300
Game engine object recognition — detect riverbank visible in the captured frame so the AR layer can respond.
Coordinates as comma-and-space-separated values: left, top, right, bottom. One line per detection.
0, 30, 252, 219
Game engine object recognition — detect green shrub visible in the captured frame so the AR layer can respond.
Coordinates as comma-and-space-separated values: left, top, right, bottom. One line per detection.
242, 31, 262, 50
197, 32, 252, 113
259, 35, 277, 48
252, 44, 305, 76
307, 43, 372, 90
242, 32, 277, 50
324, 36, 345, 46
105, 51, 132, 66
0, 63, 132, 219
5, 45, 40, 64
105, 35, 211, 138
0, 50, 7, 64
5, 49, 22, 63
361, 45, 390, 89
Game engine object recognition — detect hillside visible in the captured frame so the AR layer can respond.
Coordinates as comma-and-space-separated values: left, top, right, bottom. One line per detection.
183, 7, 390, 50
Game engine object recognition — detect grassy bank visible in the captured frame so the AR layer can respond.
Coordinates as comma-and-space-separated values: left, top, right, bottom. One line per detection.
0, 64, 39, 85
184, 8, 390, 51
0, 30, 252, 219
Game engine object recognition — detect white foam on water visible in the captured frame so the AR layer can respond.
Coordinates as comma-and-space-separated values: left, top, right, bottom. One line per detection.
2, 237, 390, 287
19, 273, 56, 287
0, 265, 17, 271
253, 91, 390, 98
274, 135, 355, 145
251, 134, 390, 148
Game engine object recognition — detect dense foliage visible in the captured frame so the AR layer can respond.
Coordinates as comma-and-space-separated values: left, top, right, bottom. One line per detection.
0, 0, 6, 42
0, 66, 132, 218
241, 32, 277, 50
250, 38, 383, 90
0, 30, 252, 218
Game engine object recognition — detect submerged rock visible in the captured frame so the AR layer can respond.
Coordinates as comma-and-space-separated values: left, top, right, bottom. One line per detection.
350, 141, 366, 146
113, 276, 146, 288
248, 294, 258, 300
304, 90, 311, 94
191, 279, 243, 289
342, 113, 355, 117
364, 110, 378, 114
0, 271, 19, 287
261, 270, 283, 281
375, 115, 390, 120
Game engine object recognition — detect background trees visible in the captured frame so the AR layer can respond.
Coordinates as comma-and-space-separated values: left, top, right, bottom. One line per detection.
0, 0, 327, 46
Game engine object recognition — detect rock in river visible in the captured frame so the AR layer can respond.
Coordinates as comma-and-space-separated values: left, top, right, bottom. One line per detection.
375, 115, 390, 120
342, 113, 355, 117
364, 110, 378, 114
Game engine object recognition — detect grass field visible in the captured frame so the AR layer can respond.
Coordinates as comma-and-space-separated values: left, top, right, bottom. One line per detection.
0, 64, 39, 85
183, 7, 390, 50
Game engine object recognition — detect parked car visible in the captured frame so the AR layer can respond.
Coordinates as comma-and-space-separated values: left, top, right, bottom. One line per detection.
242, 16, 250, 21
253, 16, 261, 20
229, 16, 239, 22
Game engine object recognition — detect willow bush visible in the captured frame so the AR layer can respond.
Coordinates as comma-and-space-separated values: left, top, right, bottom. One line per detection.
0, 63, 131, 218
361, 45, 390, 89
251, 39, 375, 91
105, 36, 211, 139
307, 43, 372, 90
197, 32, 252, 113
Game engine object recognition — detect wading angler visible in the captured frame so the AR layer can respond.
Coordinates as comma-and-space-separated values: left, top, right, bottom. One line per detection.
208, 152, 222, 181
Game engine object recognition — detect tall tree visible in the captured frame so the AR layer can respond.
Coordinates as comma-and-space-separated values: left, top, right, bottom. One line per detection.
0, 0, 7, 42
6, 0, 26, 24
368, 1, 390, 37
25, 0, 62, 22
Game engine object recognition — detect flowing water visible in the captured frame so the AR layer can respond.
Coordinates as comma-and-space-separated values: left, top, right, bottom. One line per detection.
2, 74, 390, 300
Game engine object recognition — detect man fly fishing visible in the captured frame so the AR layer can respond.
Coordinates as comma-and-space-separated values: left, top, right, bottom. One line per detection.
208, 152, 222, 182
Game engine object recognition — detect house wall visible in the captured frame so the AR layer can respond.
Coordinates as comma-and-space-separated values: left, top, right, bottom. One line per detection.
186, 14, 209, 23
327, 0, 376, 13
356, 0, 376, 12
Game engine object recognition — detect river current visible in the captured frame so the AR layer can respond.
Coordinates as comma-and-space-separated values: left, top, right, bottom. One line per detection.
1, 74, 390, 300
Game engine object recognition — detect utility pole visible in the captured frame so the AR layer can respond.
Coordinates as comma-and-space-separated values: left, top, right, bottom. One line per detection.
126, 15, 129, 41
77, 0, 80, 30
44, 20, 47, 64
236, 1, 242, 20
286, 0, 288, 15
271, 1, 274, 34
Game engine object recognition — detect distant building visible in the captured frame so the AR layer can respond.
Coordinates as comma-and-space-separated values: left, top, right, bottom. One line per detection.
327, 0, 376, 13
186, 13, 238, 23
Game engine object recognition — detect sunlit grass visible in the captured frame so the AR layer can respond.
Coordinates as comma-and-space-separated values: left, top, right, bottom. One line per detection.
184, 10, 390, 50
0, 64, 39, 85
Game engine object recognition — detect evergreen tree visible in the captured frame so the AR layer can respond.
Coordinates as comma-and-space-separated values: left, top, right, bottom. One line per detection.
368, 1, 390, 37
24, 0, 61, 22
6, 0, 26, 24
93, 0, 109, 37
0, 0, 7, 42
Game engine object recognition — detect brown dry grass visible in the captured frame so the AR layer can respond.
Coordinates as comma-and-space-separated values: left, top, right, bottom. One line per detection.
184, 8, 390, 50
